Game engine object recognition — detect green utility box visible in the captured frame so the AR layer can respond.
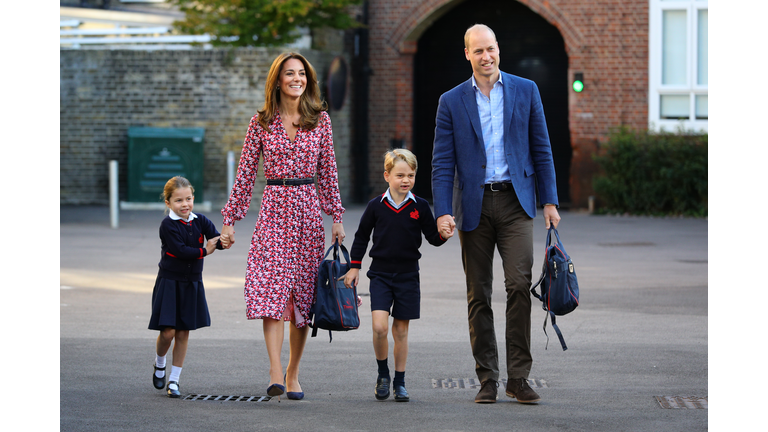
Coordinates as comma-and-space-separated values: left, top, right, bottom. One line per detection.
127, 127, 205, 203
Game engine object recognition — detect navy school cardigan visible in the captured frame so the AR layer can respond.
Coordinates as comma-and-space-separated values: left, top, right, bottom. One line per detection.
157, 213, 222, 281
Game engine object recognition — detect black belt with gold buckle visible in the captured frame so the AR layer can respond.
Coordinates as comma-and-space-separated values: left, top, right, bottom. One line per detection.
484, 182, 512, 192
266, 178, 314, 186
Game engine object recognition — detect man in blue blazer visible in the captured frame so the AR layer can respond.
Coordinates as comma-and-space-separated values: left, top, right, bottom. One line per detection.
432, 24, 561, 404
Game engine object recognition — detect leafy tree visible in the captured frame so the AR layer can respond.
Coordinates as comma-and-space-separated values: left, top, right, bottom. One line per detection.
169, 0, 362, 47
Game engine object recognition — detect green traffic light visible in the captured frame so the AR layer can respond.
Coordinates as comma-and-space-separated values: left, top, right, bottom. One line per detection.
573, 80, 584, 93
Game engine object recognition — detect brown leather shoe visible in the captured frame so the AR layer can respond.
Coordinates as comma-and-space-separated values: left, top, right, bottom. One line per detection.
474, 379, 498, 403
505, 378, 541, 404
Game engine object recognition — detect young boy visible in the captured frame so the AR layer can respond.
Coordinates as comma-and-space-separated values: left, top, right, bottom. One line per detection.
344, 149, 454, 402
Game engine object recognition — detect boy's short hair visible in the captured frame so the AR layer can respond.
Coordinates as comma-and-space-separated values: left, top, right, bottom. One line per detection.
384, 148, 418, 173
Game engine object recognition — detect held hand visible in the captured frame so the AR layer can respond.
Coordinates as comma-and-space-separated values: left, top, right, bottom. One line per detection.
343, 268, 359, 289
220, 225, 235, 249
206, 236, 220, 255
437, 214, 456, 237
439, 220, 455, 239
543, 205, 561, 229
332, 223, 346, 245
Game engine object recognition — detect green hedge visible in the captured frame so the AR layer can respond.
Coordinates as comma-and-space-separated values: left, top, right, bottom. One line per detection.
592, 127, 707, 216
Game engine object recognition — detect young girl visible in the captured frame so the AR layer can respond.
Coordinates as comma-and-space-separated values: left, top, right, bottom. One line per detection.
148, 176, 222, 398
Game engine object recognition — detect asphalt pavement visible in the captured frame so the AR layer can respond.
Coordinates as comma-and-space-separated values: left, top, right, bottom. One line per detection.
59, 204, 708, 431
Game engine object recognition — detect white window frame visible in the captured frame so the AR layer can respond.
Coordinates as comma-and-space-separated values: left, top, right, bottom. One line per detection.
649, 0, 708, 132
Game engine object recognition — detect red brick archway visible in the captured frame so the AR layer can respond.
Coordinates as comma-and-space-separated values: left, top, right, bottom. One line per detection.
366, 0, 649, 207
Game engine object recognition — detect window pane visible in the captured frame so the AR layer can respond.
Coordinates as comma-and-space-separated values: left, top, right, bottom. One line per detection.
660, 95, 690, 119
698, 9, 708, 85
696, 95, 708, 119
662, 10, 687, 85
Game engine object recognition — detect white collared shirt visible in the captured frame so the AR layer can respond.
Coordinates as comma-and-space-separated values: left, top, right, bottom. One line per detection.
381, 189, 416, 209
168, 209, 198, 222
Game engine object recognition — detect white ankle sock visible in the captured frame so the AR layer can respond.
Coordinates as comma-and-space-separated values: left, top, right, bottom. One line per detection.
155, 355, 166, 378
169, 366, 182, 383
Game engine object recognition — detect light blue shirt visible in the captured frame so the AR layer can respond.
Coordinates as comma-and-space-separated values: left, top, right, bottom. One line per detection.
381, 189, 416, 209
472, 75, 510, 183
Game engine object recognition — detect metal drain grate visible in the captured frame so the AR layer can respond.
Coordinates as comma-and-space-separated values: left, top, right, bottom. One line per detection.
432, 378, 547, 389
182, 394, 273, 402
655, 396, 707, 409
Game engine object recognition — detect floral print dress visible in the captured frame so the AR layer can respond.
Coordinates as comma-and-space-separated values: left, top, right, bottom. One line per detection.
222, 111, 344, 328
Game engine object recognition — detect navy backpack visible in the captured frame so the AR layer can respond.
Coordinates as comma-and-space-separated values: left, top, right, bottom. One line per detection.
530, 226, 580, 351
309, 242, 360, 342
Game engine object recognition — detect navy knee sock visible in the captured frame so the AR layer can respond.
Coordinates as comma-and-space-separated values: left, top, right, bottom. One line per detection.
393, 370, 405, 387
377, 359, 390, 380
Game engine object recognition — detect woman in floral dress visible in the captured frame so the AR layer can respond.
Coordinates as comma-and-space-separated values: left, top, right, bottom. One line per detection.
220, 52, 346, 400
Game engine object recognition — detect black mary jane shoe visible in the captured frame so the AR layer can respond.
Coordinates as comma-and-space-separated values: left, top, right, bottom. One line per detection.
375, 377, 390, 401
153, 364, 166, 390
393, 385, 410, 402
166, 381, 181, 398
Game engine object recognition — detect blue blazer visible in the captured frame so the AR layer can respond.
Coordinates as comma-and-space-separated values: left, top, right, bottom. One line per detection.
431, 72, 559, 232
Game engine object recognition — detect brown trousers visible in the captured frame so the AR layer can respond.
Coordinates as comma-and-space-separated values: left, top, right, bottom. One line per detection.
458, 188, 534, 382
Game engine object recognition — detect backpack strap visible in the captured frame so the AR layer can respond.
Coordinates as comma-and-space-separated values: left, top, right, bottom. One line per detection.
530, 261, 546, 302
309, 323, 333, 342
543, 310, 568, 351
531, 228, 551, 301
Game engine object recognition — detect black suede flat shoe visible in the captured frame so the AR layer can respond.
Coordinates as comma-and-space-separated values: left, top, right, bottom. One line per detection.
153, 364, 166, 390
166, 381, 181, 398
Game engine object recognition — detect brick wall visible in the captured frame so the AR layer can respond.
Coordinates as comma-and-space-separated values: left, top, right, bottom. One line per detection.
60, 48, 354, 208
366, 0, 649, 207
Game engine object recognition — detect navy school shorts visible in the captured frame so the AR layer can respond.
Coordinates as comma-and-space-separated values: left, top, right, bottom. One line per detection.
366, 270, 420, 320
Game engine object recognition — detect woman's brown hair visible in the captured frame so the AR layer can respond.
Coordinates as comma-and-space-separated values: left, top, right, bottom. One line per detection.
257, 52, 327, 132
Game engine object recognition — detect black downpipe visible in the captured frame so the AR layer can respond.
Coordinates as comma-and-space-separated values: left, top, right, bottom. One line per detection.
351, 2, 372, 203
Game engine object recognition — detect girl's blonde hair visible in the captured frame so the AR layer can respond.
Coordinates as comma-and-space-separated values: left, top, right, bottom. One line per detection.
161, 176, 194, 213
257, 52, 327, 132
384, 148, 418, 173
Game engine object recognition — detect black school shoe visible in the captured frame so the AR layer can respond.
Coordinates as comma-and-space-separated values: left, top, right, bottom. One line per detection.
167, 381, 181, 398
393, 385, 410, 402
153, 364, 166, 390
375, 377, 390, 400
